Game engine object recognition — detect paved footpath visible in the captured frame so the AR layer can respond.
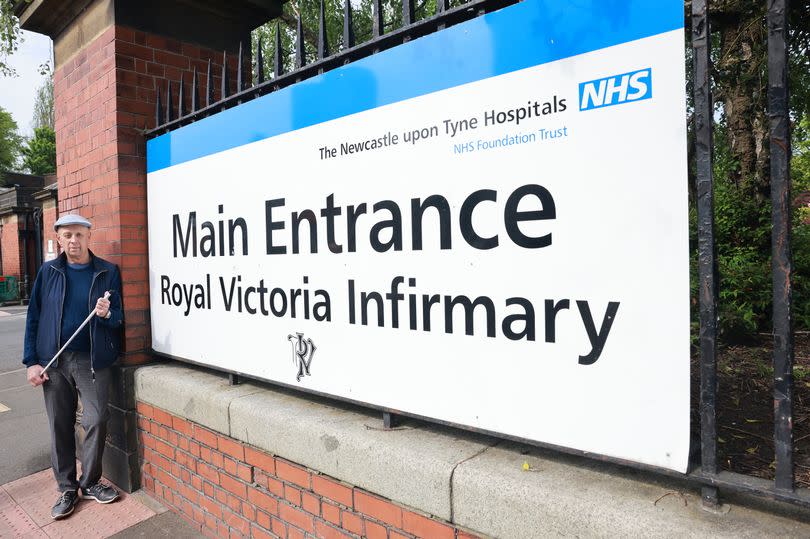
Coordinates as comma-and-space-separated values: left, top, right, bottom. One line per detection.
0, 304, 52, 486
0, 468, 198, 538
0, 305, 198, 538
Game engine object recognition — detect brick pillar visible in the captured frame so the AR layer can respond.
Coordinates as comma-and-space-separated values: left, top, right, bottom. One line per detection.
54, 26, 242, 367
21, 0, 278, 492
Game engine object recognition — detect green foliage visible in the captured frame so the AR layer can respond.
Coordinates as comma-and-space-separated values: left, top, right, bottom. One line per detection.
795, 220, 810, 330
31, 74, 53, 130
711, 126, 772, 340
791, 116, 810, 330
0, 0, 23, 77
1, 1, 48, 78
250, 0, 466, 83
787, 1, 810, 122
0, 105, 22, 176
692, 119, 810, 341
795, 115, 810, 194
21, 125, 55, 175
795, 364, 810, 382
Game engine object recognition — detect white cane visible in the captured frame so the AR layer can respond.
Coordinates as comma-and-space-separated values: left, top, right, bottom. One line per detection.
41, 291, 111, 376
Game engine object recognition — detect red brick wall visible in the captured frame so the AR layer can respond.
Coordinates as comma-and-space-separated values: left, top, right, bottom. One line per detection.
0, 216, 20, 279
115, 26, 242, 124
54, 25, 133, 353
42, 200, 58, 261
137, 403, 480, 539
52, 24, 242, 364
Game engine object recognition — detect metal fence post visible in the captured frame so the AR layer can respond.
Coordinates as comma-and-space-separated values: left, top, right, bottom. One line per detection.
767, 0, 794, 493
691, 0, 720, 508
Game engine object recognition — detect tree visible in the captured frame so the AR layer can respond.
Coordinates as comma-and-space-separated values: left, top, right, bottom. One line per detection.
22, 74, 56, 175
251, 0, 457, 83
0, 1, 46, 78
0, 106, 22, 178
683, 0, 810, 201
0, 0, 23, 77
682, 1, 810, 337
31, 73, 53, 130
21, 125, 54, 175
796, 115, 810, 194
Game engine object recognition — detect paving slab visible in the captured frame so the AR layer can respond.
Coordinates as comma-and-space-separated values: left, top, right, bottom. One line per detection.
0, 487, 14, 510
0, 467, 170, 539
108, 511, 201, 538
0, 503, 47, 538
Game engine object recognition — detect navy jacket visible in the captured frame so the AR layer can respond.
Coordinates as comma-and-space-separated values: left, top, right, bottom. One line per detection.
23, 251, 124, 372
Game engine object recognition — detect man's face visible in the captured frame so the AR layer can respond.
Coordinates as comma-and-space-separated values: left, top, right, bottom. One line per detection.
56, 224, 91, 263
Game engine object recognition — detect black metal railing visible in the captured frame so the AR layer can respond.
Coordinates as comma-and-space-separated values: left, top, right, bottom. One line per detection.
145, 0, 807, 511
691, 0, 802, 509
767, 0, 794, 495
146, 0, 515, 137
691, 0, 720, 507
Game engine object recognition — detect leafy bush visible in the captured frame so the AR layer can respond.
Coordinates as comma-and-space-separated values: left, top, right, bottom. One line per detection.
691, 119, 810, 342
794, 220, 810, 330
790, 115, 810, 331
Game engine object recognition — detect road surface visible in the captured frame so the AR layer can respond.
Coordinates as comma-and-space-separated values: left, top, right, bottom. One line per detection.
0, 305, 51, 485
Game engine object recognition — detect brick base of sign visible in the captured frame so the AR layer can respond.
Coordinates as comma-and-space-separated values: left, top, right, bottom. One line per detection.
136, 402, 480, 539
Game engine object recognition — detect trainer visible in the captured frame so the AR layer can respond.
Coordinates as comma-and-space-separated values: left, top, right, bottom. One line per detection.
23, 214, 124, 519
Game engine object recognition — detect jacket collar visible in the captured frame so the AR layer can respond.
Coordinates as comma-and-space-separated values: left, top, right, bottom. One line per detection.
52, 250, 107, 273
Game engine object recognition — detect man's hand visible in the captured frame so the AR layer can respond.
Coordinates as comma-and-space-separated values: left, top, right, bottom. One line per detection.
27, 365, 49, 386
95, 295, 111, 319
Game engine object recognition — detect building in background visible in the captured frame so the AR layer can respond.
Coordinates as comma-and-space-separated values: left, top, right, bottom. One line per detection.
0, 171, 57, 302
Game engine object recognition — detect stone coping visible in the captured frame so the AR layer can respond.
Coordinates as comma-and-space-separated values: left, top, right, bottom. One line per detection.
134, 363, 810, 538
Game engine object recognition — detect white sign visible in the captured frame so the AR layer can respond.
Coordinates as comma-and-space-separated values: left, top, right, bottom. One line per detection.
147, 0, 690, 471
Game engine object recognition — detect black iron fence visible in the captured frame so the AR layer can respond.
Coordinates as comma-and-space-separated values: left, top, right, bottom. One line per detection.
146, 0, 514, 135
691, 0, 803, 508
145, 0, 807, 510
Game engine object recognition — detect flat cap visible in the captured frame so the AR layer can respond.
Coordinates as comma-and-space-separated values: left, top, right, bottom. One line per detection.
54, 214, 92, 231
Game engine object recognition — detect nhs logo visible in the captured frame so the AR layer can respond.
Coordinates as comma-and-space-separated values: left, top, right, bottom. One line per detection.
579, 68, 652, 111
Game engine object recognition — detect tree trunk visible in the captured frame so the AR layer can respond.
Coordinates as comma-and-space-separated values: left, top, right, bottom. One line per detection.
713, 1, 770, 200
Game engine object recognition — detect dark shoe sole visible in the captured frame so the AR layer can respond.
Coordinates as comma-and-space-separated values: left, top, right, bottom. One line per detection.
51, 504, 76, 520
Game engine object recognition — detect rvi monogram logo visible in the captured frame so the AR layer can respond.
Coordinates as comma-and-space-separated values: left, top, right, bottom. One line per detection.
288, 333, 316, 382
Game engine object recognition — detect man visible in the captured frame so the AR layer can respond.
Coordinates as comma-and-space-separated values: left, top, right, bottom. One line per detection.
23, 214, 124, 519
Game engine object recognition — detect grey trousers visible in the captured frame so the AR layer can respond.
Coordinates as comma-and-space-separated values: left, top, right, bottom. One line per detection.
42, 350, 111, 492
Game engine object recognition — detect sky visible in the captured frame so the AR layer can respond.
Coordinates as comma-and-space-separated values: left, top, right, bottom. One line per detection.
0, 30, 52, 137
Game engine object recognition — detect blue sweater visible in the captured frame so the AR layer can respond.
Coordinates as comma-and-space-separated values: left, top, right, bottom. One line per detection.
62, 262, 93, 352
23, 251, 124, 370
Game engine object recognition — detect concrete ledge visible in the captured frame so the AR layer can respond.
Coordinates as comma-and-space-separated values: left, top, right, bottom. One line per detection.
228, 387, 493, 521
452, 443, 810, 538
134, 364, 263, 435
134, 363, 810, 538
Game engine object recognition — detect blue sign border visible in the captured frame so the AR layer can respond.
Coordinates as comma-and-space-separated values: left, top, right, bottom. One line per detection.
147, 0, 683, 173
